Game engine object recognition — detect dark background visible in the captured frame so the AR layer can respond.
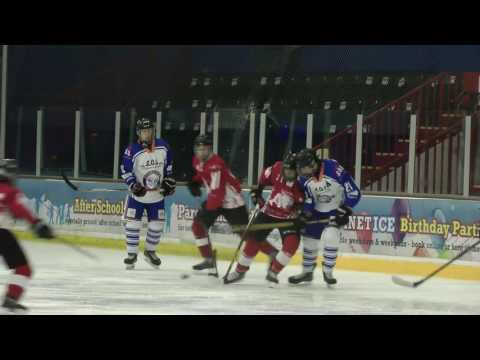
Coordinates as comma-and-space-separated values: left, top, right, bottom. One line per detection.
7, 45, 480, 108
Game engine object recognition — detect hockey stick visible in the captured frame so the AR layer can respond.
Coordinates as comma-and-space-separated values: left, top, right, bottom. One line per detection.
52, 236, 100, 261
61, 170, 126, 193
61, 170, 167, 194
223, 204, 261, 281
230, 218, 330, 233
392, 237, 480, 288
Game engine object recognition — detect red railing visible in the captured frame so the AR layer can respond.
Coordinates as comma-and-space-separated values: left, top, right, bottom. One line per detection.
314, 72, 469, 194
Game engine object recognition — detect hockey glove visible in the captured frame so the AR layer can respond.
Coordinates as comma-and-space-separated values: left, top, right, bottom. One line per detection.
187, 180, 202, 197
161, 177, 176, 196
334, 205, 353, 227
130, 182, 147, 197
32, 220, 55, 239
293, 212, 313, 230
250, 187, 265, 207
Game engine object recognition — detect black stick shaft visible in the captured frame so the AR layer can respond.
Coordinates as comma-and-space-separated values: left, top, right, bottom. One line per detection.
415, 237, 480, 286
56, 237, 99, 261
223, 205, 260, 279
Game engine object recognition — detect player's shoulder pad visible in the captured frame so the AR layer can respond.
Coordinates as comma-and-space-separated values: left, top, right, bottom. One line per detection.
272, 161, 283, 173
155, 138, 170, 149
123, 145, 134, 157
323, 159, 345, 179
265, 162, 282, 179
297, 175, 309, 187
127, 143, 143, 157
263, 165, 273, 178
208, 154, 225, 171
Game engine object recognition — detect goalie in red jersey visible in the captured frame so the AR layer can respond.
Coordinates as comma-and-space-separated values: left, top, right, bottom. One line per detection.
223, 153, 305, 287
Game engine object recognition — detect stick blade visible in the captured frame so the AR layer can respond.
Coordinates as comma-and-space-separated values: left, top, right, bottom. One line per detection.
60, 170, 79, 191
392, 275, 417, 288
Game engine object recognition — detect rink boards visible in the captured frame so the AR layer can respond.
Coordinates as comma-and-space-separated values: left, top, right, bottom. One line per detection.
12, 178, 480, 281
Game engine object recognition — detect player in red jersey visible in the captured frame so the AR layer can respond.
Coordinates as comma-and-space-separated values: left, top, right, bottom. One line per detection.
223, 153, 305, 287
187, 135, 249, 276
0, 159, 54, 313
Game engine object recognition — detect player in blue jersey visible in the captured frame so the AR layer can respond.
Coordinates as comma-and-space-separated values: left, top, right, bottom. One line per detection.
288, 148, 361, 286
120, 118, 176, 270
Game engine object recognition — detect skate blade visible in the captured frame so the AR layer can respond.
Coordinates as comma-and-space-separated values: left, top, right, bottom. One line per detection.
143, 255, 161, 269
288, 280, 313, 286
223, 274, 246, 285
1, 307, 28, 315
208, 269, 219, 277
192, 267, 215, 274
223, 278, 245, 285
125, 264, 136, 270
267, 281, 279, 288
193, 268, 210, 274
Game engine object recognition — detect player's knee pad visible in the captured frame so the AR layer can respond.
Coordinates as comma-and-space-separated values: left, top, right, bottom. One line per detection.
125, 220, 142, 231
192, 218, 208, 239
259, 241, 276, 255
321, 226, 340, 248
243, 239, 260, 258
147, 220, 163, 232
302, 236, 319, 253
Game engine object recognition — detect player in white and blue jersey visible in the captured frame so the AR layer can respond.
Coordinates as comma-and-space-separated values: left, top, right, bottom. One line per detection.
120, 118, 176, 270
288, 148, 361, 286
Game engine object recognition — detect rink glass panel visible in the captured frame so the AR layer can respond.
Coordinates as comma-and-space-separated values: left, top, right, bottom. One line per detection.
312, 110, 357, 173
471, 116, 480, 196
411, 110, 465, 196
79, 108, 115, 178
361, 110, 410, 192
119, 108, 138, 179
263, 110, 309, 167
161, 109, 203, 182
216, 108, 250, 184
5, 106, 36, 175
42, 108, 75, 177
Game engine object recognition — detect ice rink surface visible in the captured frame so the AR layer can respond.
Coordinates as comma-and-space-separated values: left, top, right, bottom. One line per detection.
1, 241, 480, 315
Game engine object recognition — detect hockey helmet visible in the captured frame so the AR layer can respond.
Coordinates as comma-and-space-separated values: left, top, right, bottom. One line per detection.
136, 117, 155, 148
296, 148, 319, 177
282, 152, 297, 181
194, 134, 213, 147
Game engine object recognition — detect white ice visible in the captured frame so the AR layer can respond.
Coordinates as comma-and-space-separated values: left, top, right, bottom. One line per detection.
1, 241, 480, 315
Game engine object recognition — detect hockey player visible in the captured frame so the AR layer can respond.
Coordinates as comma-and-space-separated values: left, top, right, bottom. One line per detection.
0, 159, 54, 312
288, 148, 361, 286
121, 118, 176, 270
187, 135, 249, 277
224, 153, 305, 287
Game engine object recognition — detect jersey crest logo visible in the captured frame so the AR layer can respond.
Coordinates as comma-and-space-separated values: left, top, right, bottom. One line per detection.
143, 170, 162, 190
269, 192, 294, 209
